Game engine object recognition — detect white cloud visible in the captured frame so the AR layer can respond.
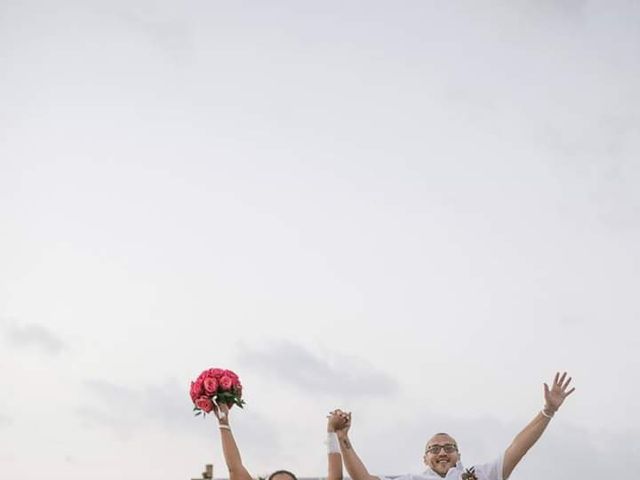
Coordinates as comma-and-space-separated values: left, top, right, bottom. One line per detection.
0, 414, 12, 429
238, 340, 397, 397
2, 321, 66, 355
76, 378, 197, 437
1, 1, 639, 479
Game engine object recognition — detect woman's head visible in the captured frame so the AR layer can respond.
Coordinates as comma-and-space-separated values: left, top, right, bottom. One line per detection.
268, 470, 297, 480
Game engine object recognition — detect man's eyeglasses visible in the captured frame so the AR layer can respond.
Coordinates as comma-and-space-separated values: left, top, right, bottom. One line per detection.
426, 444, 458, 454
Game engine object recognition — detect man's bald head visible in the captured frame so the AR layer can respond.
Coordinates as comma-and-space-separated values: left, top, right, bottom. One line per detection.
424, 433, 460, 477
426, 433, 457, 447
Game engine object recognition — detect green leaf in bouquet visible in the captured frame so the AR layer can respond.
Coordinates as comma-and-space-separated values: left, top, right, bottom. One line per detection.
195, 411, 202, 416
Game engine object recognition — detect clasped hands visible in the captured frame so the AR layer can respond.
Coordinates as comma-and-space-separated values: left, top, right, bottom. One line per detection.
327, 409, 351, 437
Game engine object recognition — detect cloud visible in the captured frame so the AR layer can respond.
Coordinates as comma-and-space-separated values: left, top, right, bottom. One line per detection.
0, 414, 12, 429
76, 378, 190, 438
238, 340, 397, 397
76, 377, 279, 446
519, 0, 588, 18
99, 0, 195, 65
2, 321, 66, 355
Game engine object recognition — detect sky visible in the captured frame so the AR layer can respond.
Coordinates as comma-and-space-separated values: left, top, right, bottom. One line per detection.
1, 1, 639, 479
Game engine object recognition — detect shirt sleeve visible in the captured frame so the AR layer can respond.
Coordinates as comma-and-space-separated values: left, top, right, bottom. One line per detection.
473, 452, 504, 480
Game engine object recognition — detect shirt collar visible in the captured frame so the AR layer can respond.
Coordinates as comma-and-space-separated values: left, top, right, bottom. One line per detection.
423, 460, 464, 478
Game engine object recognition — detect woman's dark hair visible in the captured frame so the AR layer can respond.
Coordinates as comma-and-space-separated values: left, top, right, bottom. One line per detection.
267, 470, 298, 480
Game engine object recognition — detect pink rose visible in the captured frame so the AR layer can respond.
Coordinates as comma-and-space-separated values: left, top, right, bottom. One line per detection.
190, 380, 204, 402
227, 371, 240, 385
195, 396, 214, 413
224, 369, 238, 380
208, 368, 225, 378
219, 375, 233, 390
203, 377, 218, 394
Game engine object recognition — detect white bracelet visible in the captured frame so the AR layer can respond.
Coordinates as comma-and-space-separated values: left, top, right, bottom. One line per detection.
219, 425, 231, 431
541, 409, 554, 419
326, 432, 340, 454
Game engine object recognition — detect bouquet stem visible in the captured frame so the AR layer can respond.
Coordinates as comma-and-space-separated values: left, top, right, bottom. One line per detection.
212, 398, 227, 419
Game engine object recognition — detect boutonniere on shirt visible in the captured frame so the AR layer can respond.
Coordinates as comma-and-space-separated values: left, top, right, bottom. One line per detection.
461, 467, 477, 480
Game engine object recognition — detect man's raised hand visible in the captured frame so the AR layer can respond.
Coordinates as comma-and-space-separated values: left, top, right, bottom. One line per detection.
544, 371, 575, 414
327, 409, 351, 436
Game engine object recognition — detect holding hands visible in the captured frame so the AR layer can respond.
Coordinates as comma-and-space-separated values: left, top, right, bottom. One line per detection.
327, 409, 351, 436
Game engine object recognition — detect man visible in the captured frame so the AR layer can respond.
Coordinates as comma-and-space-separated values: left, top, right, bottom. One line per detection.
332, 372, 575, 480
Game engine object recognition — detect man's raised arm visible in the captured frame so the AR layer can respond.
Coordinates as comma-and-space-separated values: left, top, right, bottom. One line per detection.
332, 409, 380, 480
502, 372, 575, 480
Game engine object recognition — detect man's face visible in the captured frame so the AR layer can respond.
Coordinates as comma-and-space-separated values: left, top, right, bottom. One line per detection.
423, 434, 459, 477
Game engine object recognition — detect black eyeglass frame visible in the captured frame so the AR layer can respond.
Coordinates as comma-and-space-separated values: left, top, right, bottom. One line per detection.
425, 443, 458, 454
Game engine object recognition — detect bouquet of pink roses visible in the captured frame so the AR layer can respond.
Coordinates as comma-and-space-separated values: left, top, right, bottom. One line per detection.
190, 368, 245, 417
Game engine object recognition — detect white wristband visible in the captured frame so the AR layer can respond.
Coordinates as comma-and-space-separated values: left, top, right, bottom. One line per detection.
326, 432, 340, 454
541, 409, 554, 419
219, 425, 231, 431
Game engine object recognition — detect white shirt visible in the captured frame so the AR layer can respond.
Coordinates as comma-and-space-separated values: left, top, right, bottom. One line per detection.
379, 454, 504, 480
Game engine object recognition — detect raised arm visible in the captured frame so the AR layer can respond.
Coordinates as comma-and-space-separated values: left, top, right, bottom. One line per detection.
503, 372, 575, 480
327, 411, 345, 480
214, 403, 253, 480
332, 409, 380, 480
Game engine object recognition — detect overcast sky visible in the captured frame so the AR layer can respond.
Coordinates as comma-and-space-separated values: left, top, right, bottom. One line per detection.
1, 1, 639, 480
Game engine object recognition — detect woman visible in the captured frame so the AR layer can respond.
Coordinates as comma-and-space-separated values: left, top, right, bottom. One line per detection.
213, 403, 348, 480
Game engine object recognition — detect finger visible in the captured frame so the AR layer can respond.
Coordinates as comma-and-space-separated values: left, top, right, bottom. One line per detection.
544, 383, 550, 397
558, 372, 567, 386
561, 376, 572, 391
553, 372, 559, 386
565, 387, 576, 397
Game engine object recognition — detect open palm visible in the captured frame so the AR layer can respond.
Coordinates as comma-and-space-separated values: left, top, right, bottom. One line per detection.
544, 372, 575, 412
